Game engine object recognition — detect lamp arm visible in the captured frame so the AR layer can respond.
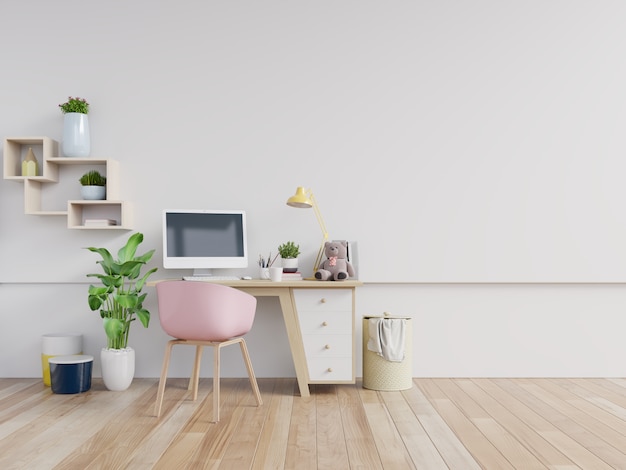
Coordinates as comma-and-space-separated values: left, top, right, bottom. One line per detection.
309, 192, 329, 241
313, 243, 326, 274
309, 192, 329, 273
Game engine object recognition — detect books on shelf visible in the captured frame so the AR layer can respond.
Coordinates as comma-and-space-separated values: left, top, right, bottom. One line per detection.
281, 271, 303, 280
84, 218, 118, 227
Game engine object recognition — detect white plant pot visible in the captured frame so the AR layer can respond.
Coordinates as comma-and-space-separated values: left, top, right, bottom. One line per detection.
81, 185, 106, 200
101, 347, 135, 391
282, 257, 298, 273
63, 113, 90, 157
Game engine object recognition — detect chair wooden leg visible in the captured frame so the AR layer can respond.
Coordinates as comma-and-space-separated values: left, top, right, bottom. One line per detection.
156, 338, 260, 422
238, 338, 263, 407
213, 343, 221, 422
190, 345, 203, 400
155, 340, 176, 417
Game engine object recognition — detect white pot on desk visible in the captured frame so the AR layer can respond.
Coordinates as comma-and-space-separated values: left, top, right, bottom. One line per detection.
282, 258, 298, 273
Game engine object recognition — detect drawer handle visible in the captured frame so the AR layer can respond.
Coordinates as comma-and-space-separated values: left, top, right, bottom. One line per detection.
325, 344, 331, 350
322, 321, 328, 327
320, 298, 327, 303
327, 367, 333, 373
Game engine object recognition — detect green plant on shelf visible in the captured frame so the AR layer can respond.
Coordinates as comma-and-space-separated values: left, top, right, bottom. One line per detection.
79, 170, 106, 186
59, 96, 90, 114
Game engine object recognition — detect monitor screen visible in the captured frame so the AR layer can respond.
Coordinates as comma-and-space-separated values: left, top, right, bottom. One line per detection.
162, 210, 248, 274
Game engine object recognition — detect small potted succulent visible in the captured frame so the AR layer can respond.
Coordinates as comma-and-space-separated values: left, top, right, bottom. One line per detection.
79, 170, 106, 200
59, 96, 90, 157
278, 241, 301, 273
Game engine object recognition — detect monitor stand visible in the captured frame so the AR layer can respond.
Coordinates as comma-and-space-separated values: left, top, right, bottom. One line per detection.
191, 268, 214, 277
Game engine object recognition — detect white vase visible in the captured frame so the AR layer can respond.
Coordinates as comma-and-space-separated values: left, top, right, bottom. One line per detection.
63, 113, 90, 157
81, 185, 106, 200
101, 347, 135, 391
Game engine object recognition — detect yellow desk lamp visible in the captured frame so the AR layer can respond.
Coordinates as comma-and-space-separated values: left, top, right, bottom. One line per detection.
286, 187, 329, 276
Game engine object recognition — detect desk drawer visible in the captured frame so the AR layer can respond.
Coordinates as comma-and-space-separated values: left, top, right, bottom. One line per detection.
293, 289, 352, 312
298, 310, 352, 335
303, 334, 353, 358
307, 357, 353, 382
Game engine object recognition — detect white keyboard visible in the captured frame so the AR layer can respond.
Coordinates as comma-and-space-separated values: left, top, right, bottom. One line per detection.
183, 275, 241, 282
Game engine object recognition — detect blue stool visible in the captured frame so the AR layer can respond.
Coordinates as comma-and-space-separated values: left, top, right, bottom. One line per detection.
49, 355, 93, 394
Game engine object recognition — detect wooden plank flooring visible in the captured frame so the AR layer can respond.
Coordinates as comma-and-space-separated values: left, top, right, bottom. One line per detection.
0, 377, 625, 469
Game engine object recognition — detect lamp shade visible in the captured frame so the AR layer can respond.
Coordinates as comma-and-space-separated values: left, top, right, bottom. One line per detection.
286, 187, 313, 208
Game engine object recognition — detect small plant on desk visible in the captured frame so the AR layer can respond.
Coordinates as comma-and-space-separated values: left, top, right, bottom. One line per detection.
278, 241, 301, 273
278, 241, 300, 259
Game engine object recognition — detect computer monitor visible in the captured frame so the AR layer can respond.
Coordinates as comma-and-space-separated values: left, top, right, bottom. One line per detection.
162, 209, 248, 276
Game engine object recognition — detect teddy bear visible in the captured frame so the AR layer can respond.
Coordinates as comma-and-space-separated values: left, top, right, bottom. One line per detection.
315, 241, 355, 281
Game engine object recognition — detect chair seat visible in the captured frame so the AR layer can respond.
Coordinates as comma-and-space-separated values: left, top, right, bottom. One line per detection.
157, 281, 256, 341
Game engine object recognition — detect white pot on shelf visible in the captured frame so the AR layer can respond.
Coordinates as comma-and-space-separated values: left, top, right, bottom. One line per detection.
101, 347, 135, 391
63, 112, 90, 157
81, 185, 106, 200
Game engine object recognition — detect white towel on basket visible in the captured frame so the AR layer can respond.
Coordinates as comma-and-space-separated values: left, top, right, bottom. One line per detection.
367, 317, 406, 362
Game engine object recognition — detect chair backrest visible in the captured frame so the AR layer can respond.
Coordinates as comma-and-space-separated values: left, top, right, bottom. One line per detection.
156, 281, 257, 341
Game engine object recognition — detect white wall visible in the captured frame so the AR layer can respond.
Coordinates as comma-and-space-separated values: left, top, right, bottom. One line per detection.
3, 282, 626, 378
2, 1, 626, 378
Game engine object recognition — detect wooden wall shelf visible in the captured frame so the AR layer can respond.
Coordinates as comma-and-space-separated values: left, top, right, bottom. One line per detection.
3, 137, 132, 229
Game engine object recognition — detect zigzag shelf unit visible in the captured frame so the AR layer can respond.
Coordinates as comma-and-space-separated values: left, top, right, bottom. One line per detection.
3, 136, 132, 229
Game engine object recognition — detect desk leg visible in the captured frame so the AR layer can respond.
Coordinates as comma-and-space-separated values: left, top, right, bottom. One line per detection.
277, 289, 310, 398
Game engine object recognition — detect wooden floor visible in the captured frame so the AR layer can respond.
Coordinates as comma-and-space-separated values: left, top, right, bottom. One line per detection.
1, 377, 625, 469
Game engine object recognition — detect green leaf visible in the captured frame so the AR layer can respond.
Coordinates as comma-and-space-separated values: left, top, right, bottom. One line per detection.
118, 232, 143, 262
85, 247, 114, 273
118, 260, 144, 279
87, 285, 109, 296
103, 317, 125, 340
135, 249, 156, 264
136, 267, 158, 290
137, 308, 150, 328
115, 293, 139, 309
87, 295, 103, 311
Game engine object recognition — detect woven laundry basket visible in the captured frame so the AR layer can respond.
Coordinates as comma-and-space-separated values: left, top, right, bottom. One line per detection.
362, 315, 412, 391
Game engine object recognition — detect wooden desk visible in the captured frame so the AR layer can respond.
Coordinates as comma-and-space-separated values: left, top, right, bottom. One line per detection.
149, 279, 362, 397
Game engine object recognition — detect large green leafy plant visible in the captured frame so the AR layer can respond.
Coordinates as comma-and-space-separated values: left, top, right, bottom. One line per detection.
86, 232, 157, 349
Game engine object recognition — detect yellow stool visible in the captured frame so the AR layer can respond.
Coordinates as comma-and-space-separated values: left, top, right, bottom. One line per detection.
41, 334, 83, 386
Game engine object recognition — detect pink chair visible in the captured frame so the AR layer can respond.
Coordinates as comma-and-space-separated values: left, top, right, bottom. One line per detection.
154, 280, 262, 422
